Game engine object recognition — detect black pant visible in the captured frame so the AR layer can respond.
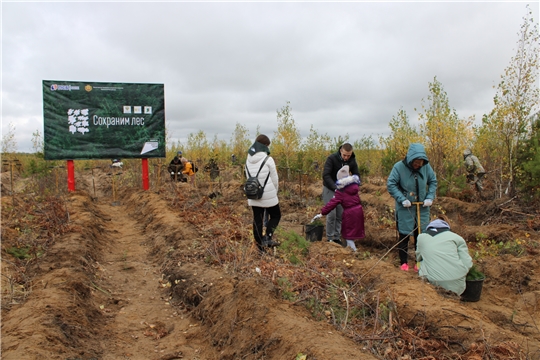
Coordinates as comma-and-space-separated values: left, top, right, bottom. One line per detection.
397, 228, 419, 265
252, 204, 281, 250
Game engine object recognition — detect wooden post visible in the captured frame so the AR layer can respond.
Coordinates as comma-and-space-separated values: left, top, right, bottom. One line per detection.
2, 159, 21, 204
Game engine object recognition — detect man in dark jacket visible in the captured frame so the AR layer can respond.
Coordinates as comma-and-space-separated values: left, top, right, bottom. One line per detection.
322, 143, 360, 244
168, 156, 185, 182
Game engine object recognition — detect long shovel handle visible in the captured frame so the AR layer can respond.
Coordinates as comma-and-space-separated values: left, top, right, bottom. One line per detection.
412, 202, 423, 234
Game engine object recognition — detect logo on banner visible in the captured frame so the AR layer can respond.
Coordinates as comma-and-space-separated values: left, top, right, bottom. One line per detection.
50, 84, 80, 91
68, 109, 90, 135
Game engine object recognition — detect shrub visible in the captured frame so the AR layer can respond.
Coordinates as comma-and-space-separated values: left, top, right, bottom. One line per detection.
277, 229, 310, 265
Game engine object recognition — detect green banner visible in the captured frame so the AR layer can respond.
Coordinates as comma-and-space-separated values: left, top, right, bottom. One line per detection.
43, 80, 165, 160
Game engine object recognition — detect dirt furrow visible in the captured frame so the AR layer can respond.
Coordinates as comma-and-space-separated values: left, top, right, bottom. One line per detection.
92, 200, 215, 360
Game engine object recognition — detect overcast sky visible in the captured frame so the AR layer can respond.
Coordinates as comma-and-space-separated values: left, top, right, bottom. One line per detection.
2, 1, 538, 153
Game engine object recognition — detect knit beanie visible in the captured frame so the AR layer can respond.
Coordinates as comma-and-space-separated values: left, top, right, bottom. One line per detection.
337, 165, 350, 180
426, 219, 450, 231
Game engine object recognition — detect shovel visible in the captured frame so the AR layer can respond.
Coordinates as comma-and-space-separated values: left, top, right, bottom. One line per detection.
412, 201, 424, 271
412, 202, 423, 234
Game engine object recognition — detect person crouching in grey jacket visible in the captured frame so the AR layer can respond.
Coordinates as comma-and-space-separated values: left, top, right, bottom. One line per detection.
416, 216, 473, 295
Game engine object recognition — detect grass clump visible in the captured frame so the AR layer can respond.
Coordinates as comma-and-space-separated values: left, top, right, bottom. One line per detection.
6, 246, 34, 260
276, 229, 310, 265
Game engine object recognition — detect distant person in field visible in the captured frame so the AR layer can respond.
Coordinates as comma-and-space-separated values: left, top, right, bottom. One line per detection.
176, 150, 188, 166
387, 143, 437, 272
110, 159, 123, 168
416, 215, 473, 295
245, 134, 281, 253
181, 157, 197, 185
205, 158, 220, 180
322, 143, 361, 245
463, 148, 486, 192
317, 165, 365, 251
168, 155, 185, 182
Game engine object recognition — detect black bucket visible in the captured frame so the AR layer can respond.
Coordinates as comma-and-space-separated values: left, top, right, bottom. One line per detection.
461, 278, 485, 302
304, 224, 324, 242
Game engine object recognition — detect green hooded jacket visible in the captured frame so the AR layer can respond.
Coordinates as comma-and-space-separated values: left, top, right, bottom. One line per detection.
387, 143, 438, 234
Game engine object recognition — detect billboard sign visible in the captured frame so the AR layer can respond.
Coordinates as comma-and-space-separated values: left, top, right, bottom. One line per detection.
43, 80, 165, 160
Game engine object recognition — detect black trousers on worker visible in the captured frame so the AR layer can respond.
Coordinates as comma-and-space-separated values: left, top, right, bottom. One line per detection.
397, 227, 419, 265
252, 204, 281, 250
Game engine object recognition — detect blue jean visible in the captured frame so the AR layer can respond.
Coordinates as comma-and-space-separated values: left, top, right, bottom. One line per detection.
322, 186, 342, 241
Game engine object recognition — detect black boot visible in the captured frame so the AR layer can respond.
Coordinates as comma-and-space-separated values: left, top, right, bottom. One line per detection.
256, 243, 265, 255
262, 235, 279, 247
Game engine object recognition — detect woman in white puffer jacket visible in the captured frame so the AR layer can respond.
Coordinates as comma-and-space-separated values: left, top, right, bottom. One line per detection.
245, 134, 281, 253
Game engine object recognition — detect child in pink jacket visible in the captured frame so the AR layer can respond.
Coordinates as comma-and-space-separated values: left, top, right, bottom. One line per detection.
319, 165, 365, 251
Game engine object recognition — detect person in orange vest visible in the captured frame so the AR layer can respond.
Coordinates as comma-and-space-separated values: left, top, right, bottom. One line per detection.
181, 157, 196, 185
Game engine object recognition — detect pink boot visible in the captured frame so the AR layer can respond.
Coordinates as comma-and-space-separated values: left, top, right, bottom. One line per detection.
400, 263, 409, 271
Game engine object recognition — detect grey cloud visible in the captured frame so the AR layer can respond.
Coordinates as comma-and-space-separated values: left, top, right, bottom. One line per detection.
2, 2, 537, 152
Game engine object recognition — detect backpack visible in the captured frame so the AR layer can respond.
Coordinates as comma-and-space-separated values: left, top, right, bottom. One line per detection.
244, 156, 270, 200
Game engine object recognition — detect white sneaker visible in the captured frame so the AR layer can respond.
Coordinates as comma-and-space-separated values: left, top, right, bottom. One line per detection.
346, 240, 357, 252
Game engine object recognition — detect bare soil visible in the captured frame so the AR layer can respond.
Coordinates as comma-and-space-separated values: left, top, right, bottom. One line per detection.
1, 166, 540, 360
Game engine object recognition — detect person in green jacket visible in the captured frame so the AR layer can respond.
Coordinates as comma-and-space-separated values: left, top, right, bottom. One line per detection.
387, 143, 437, 271
416, 216, 473, 295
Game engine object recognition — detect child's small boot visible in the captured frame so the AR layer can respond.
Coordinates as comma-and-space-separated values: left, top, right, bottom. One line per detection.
346, 240, 357, 252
